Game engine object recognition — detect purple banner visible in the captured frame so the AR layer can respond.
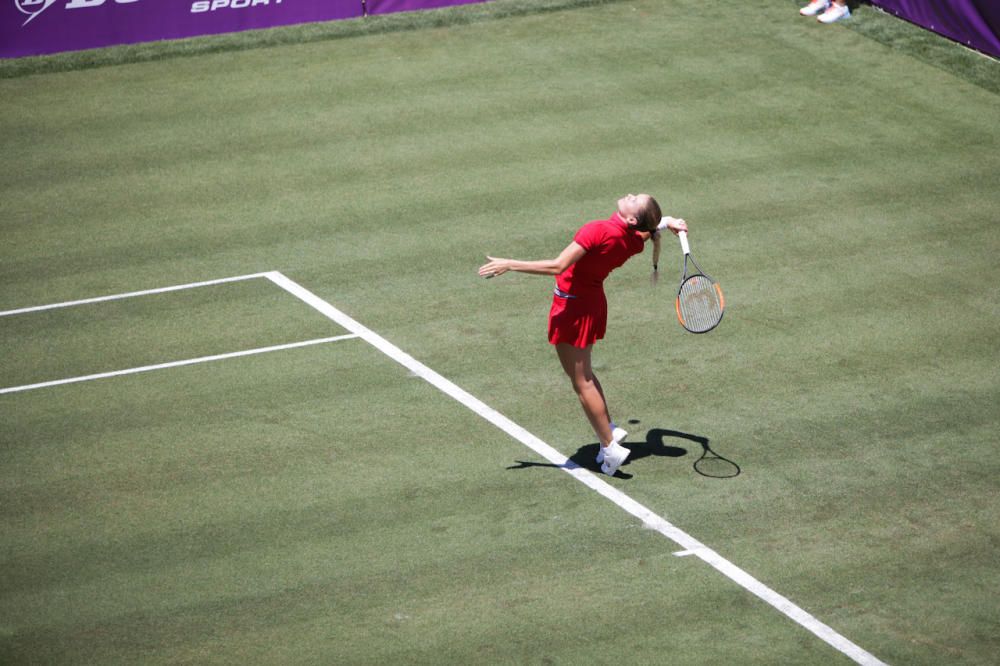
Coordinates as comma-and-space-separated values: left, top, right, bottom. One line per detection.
366, 0, 490, 16
871, 0, 1000, 59
1, 0, 364, 59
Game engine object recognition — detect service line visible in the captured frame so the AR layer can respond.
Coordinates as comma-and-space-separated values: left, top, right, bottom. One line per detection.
0, 273, 272, 318
0, 335, 358, 395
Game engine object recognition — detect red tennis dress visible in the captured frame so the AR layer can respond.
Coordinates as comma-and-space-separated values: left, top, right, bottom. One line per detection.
547, 212, 646, 348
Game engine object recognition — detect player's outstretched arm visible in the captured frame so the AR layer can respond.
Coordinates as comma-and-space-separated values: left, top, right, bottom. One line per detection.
479, 242, 586, 278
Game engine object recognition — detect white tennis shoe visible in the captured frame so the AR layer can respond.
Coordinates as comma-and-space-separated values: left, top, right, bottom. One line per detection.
817, 3, 850, 23
596, 426, 628, 464
799, 0, 829, 16
600, 441, 630, 477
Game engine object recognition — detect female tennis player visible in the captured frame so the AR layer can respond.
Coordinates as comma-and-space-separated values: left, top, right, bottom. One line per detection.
478, 194, 687, 476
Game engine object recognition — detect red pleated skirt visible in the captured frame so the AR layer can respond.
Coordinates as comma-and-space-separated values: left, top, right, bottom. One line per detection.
547, 291, 607, 348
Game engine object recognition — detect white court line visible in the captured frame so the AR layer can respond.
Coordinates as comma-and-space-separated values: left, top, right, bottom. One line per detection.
0, 273, 271, 318
266, 271, 887, 666
0, 335, 357, 395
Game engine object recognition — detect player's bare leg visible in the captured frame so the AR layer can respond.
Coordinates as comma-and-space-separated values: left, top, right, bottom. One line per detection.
555, 343, 631, 475
555, 343, 613, 445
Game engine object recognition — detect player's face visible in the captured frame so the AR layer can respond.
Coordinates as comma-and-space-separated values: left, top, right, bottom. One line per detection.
617, 193, 650, 224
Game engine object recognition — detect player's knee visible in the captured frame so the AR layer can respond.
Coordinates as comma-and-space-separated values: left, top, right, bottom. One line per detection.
569, 374, 592, 395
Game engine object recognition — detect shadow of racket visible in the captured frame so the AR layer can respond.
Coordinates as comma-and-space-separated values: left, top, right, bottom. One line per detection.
693, 440, 740, 478
647, 429, 740, 479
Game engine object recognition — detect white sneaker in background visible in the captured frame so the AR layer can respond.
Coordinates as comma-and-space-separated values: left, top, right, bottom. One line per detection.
799, 0, 829, 16
817, 3, 850, 23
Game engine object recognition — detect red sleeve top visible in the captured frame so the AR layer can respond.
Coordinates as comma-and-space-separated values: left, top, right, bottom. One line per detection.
555, 212, 646, 296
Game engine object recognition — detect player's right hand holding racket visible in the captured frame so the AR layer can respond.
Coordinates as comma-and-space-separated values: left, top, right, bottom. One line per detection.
671, 222, 725, 334
651, 216, 687, 287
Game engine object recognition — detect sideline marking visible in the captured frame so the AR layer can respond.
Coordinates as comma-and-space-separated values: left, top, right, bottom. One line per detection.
0, 335, 358, 395
267, 271, 887, 666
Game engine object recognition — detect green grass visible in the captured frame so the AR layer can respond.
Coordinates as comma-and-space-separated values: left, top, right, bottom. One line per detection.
842, 3, 1000, 94
2, 0, 999, 663
3, 0, 998, 92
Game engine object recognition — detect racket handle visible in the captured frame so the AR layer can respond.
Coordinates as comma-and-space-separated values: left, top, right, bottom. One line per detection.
678, 231, 690, 256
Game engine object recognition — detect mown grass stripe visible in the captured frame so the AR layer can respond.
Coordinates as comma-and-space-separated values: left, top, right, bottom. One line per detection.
266, 270, 888, 666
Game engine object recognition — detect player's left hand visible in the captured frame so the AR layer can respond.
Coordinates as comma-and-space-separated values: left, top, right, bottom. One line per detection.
479, 256, 509, 278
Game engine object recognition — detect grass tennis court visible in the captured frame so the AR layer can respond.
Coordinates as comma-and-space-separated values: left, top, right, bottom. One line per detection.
2, 0, 999, 663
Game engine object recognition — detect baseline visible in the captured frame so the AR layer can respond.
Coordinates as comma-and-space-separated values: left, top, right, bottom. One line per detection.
266, 270, 887, 666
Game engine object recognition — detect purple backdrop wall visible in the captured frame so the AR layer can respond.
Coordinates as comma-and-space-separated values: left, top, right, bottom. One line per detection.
2, 1, 363, 58
871, 0, 1000, 59
1, 0, 492, 59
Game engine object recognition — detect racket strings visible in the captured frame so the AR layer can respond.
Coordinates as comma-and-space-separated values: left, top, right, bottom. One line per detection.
678, 276, 723, 333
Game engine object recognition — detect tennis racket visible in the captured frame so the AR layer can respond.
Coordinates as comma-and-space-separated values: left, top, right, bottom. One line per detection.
675, 231, 725, 333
